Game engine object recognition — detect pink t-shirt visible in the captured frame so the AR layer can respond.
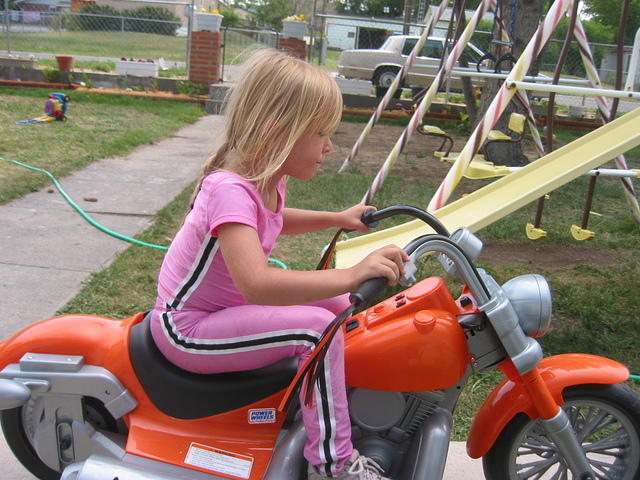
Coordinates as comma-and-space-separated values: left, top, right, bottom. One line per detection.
155, 171, 285, 313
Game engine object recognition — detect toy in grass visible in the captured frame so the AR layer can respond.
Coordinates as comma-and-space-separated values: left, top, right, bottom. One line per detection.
15, 92, 70, 125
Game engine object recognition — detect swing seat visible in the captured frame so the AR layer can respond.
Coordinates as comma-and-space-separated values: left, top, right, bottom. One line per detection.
570, 225, 595, 241
438, 153, 487, 163
419, 124, 454, 157
482, 113, 527, 163
525, 223, 547, 240
463, 160, 512, 180
487, 130, 513, 141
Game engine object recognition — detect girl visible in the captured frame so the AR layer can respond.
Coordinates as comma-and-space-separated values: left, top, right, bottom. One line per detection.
150, 49, 408, 480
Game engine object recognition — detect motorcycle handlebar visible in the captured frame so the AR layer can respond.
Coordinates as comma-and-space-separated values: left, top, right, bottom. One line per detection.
350, 205, 450, 308
349, 277, 388, 307
360, 205, 450, 237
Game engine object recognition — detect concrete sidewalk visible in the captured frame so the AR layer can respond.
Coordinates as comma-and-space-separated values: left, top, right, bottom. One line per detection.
0, 114, 485, 479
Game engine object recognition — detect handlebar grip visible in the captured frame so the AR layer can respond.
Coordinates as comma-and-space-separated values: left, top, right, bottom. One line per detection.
349, 277, 388, 306
361, 208, 379, 228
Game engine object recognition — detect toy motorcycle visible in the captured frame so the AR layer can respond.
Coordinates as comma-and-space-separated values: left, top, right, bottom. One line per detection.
0, 205, 638, 480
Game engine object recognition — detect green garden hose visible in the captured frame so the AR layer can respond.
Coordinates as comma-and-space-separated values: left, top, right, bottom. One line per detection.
1, 157, 288, 269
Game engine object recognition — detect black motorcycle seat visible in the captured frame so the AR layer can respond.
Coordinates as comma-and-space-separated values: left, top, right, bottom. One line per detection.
129, 313, 298, 419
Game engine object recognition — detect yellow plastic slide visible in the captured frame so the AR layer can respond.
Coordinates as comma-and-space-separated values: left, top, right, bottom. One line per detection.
335, 107, 640, 269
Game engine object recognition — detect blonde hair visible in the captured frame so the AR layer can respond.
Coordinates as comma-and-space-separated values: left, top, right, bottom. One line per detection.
190, 49, 342, 207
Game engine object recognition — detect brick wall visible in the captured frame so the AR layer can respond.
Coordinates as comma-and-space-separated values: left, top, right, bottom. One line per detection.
277, 38, 307, 60
189, 31, 223, 86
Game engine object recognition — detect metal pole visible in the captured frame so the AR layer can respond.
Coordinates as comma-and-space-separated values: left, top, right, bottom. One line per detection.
624, 27, 640, 91
4, 0, 11, 54
507, 80, 640, 99
186, 0, 194, 75
311, 0, 318, 63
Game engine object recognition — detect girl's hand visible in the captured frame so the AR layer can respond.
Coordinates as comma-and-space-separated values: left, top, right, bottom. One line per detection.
338, 204, 377, 232
350, 245, 410, 287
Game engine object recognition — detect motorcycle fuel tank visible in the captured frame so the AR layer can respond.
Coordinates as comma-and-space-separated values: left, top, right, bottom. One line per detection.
344, 277, 470, 391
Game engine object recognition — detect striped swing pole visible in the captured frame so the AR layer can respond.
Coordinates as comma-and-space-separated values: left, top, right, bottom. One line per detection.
428, 0, 574, 212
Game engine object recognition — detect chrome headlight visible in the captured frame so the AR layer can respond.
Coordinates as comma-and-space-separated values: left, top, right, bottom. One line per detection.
502, 274, 552, 337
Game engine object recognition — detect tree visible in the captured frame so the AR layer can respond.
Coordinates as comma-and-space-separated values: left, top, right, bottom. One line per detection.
333, 0, 404, 17
474, 0, 545, 166
582, 0, 640, 44
252, 0, 294, 29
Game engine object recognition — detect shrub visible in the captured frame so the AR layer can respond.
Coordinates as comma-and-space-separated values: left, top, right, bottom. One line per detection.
124, 6, 180, 36
76, 5, 121, 31
220, 8, 243, 27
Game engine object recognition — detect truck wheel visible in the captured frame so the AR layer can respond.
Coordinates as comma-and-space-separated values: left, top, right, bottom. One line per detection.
482, 383, 640, 480
373, 67, 401, 98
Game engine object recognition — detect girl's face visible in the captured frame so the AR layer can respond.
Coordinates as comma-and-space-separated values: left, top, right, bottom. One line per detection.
281, 133, 333, 181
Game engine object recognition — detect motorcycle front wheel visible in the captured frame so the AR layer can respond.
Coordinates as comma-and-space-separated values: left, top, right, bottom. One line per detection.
483, 383, 640, 480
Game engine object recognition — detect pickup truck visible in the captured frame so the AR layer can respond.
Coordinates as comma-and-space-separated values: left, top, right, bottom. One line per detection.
337, 35, 488, 96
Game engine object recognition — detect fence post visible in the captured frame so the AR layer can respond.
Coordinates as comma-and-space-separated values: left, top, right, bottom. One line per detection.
188, 30, 223, 86
277, 36, 307, 60
4, 0, 11, 53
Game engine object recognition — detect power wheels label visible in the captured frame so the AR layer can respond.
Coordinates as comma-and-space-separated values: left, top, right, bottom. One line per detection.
185, 443, 253, 479
248, 408, 276, 424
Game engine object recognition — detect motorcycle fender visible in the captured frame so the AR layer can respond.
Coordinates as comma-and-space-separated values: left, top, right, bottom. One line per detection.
466, 353, 629, 459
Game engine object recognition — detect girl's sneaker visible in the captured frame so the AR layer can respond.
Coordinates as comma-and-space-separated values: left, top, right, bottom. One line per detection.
307, 450, 391, 479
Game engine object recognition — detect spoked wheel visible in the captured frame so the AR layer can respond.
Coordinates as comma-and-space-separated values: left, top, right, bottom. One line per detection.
483, 383, 640, 480
1, 396, 122, 480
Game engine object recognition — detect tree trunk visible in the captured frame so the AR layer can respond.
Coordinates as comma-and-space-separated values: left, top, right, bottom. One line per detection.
475, 0, 544, 166
403, 0, 413, 35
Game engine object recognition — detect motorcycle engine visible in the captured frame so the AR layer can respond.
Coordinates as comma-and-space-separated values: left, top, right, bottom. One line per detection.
348, 388, 445, 475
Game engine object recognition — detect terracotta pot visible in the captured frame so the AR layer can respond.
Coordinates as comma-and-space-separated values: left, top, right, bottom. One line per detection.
55, 55, 74, 71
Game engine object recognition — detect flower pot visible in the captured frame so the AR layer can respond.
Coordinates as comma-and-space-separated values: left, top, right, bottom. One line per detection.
115, 60, 158, 77
282, 20, 306, 39
568, 105, 588, 119
55, 55, 74, 71
195, 13, 223, 32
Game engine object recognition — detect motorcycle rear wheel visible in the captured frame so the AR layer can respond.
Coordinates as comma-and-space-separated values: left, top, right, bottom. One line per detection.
1, 406, 60, 480
483, 383, 640, 480
1, 396, 121, 480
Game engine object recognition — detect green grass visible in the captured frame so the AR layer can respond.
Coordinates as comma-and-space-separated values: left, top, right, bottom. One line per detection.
0, 87, 203, 204
56, 116, 640, 440
8, 31, 187, 62
38, 59, 116, 72
37, 59, 187, 78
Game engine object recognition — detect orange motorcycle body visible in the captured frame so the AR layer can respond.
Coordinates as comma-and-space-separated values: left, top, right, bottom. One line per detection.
0, 276, 473, 478
0, 313, 287, 480
344, 276, 473, 391
467, 353, 630, 459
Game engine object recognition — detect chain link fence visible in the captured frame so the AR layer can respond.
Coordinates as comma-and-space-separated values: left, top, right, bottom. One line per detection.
221, 26, 279, 82
1, 10, 187, 63
2, 8, 639, 112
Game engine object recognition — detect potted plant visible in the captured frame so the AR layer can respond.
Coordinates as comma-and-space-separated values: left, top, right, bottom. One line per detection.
115, 58, 158, 76
55, 55, 74, 71
282, 14, 306, 39
195, 8, 223, 32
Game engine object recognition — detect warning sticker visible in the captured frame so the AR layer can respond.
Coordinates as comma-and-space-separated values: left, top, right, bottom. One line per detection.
185, 443, 253, 479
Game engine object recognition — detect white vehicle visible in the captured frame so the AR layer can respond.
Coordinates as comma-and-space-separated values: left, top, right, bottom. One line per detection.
338, 35, 488, 96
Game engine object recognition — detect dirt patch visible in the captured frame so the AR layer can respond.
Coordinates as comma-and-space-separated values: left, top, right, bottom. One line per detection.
324, 117, 541, 179
479, 241, 622, 268
326, 118, 619, 269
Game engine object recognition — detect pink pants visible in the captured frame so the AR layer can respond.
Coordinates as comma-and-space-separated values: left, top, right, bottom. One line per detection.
150, 295, 353, 476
